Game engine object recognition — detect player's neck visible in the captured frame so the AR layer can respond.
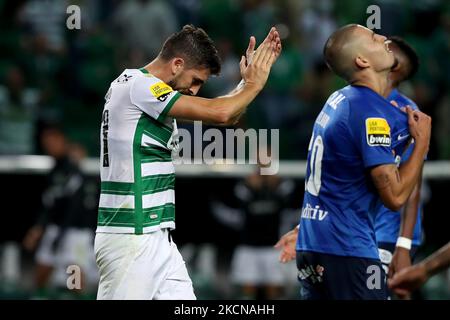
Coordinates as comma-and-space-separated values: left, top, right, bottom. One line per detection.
350, 70, 391, 98
386, 75, 400, 96
142, 59, 172, 83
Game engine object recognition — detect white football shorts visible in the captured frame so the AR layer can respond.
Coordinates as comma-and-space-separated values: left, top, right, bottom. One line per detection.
94, 228, 196, 300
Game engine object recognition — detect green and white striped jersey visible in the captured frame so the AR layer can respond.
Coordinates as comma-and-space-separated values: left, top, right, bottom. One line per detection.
97, 68, 181, 234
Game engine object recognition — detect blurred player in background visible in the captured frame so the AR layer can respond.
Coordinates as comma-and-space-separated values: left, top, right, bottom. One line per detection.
276, 24, 430, 300
212, 160, 296, 300
375, 36, 424, 298
95, 25, 281, 300
22, 126, 98, 298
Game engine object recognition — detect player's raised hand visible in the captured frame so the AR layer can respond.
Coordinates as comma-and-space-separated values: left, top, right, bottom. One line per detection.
244, 27, 282, 67
406, 107, 431, 148
274, 227, 298, 263
240, 27, 281, 91
245, 36, 256, 66
256, 27, 282, 66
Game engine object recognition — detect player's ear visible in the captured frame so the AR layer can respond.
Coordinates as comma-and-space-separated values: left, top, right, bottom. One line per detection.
171, 58, 185, 76
355, 55, 370, 69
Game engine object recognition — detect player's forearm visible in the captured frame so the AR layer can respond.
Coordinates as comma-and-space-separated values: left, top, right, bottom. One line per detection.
392, 142, 427, 207
223, 79, 246, 97
422, 242, 450, 278
398, 171, 422, 239
210, 83, 261, 125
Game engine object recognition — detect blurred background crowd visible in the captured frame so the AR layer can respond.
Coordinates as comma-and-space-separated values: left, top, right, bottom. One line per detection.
0, 0, 449, 299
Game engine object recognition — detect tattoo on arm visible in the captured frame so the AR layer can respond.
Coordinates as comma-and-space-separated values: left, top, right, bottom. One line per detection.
373, 172, 391, 190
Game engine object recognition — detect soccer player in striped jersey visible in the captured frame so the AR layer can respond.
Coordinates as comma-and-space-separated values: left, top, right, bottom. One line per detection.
95, 25, 282, 300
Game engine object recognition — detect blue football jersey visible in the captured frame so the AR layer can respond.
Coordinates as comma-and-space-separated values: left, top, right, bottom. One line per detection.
297, 85, 411, 259
374, 89, 423, 246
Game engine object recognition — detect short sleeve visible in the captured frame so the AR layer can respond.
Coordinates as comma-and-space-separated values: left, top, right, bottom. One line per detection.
130, 75, 181, 123
353, 115, 396, 168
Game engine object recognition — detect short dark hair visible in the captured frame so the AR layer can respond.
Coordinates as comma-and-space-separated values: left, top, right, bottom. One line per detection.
323, 24, 359, 81
159, 25, 221, 75
388, 36, 419, 80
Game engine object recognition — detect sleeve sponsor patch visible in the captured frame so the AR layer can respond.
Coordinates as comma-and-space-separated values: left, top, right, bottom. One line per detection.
149, 82, 173, 102
366, 117, 391, 146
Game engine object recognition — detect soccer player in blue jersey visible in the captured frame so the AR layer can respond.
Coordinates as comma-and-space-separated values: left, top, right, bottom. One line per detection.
275, 24, 431, 300
275, 36, 427, 299
375, 37, 424, 297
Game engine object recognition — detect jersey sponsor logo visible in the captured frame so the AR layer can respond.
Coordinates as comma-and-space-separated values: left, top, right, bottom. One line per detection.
366, 117, 391, 147
301, 203, 328, 221
397, 133, 409, 141
150, 82, 173, 102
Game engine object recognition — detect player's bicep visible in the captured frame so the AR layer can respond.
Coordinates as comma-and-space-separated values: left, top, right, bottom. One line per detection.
370, 163, 402, 210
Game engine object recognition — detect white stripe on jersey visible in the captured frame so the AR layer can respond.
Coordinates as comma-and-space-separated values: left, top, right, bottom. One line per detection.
99, 194, 135, 209
141, 162, 175, 177
142, 189, 174, 209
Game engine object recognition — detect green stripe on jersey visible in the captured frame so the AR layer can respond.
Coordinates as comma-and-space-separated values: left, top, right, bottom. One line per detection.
98, 207, 135, 226
142, 203, 175, 226
142, 173, 175, 194
142, 115, 172, 146
158, 92, 181, 123
98, 203, 175, 227
101, 181, 134, 195
141, 146, 172, 162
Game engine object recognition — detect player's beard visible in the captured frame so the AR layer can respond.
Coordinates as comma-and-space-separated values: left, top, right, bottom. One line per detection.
167, 78, 178, 91
167, 77, 191, 95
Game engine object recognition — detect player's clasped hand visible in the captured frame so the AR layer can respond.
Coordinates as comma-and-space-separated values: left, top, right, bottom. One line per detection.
387, 263, 428, 297
405, 106, 432, 148
240, 27, 282, 92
